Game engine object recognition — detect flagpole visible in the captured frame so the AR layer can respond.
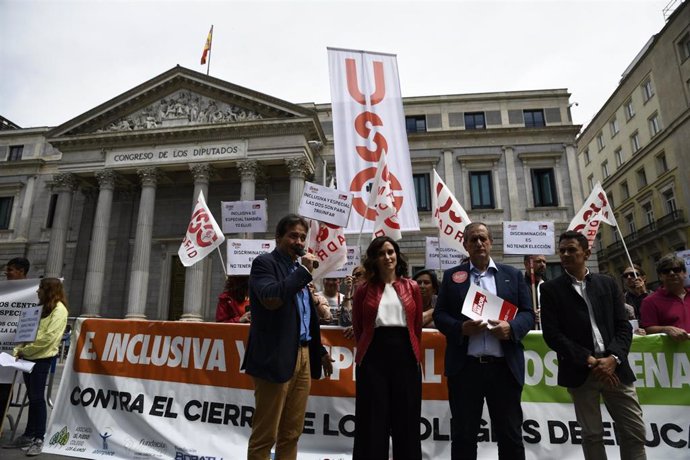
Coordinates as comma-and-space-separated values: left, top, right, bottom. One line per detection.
614, 224, 637, 278
206, 25, 213, 76
528, 258, 540, 330
216, 245, 227, 276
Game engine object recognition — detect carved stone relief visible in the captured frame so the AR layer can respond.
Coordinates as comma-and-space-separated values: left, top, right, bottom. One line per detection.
96, 90, 263, 133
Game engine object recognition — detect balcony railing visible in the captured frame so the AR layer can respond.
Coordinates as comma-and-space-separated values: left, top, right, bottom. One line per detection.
598, 210, 685, 260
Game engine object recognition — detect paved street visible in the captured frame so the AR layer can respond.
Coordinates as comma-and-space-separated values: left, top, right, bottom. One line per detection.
1, 361, 82, 459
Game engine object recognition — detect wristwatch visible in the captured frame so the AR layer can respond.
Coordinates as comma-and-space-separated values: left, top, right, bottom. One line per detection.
610, 354, 621, 365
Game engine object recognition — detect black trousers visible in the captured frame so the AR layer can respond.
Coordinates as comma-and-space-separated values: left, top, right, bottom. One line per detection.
448, 358, 525, 460
353, 327, 422, 460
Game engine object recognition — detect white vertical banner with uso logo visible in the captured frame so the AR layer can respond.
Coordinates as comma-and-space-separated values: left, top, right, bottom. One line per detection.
44, 320, 690, 459
328, 47, 419, 234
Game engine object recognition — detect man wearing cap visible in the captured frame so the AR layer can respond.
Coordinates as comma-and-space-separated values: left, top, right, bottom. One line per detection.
621, 263, 650, 320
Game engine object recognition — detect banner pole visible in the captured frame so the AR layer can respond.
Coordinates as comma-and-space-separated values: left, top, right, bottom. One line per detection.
528, 258, 540, 330
216, 245, 227, 277
615, 225, 638, 278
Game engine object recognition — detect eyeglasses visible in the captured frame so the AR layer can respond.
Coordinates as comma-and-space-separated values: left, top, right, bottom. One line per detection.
352, 272, 363, 278
622, 272, 640, 279
659, 267, 684, 275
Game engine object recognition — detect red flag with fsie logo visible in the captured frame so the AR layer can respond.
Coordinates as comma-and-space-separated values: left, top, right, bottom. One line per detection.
568, 182, 617, 249
432, 169, 470, 255
178, 191, 225, 267
307, 219, 348, 280
370, 152, 402, 241
200, 26, 213, 65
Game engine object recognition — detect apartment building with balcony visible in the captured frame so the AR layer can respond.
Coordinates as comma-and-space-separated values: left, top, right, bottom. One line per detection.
576, 0, 690, 284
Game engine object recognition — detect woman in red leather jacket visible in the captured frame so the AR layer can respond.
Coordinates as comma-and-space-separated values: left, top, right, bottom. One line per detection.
216, 275, 251, 323
352, 236, 423, 459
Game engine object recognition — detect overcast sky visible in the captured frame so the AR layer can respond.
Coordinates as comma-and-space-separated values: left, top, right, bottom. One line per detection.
0, 0, 676, 130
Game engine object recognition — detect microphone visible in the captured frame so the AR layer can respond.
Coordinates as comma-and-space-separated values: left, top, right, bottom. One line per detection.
294, 246, 319, 269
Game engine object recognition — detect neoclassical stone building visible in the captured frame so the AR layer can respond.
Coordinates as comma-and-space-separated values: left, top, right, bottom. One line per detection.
1, 66, 583, 320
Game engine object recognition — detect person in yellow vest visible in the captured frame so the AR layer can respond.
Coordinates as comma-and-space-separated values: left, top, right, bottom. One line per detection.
3, 278, 68, 456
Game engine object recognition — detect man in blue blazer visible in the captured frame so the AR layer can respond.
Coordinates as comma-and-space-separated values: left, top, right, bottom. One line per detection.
242, 214, 333, 460
541, 231, 646, 459
434, 222, 534, 460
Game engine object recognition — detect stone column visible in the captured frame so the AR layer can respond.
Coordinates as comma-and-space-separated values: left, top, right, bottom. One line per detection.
45, 173, 78, 278
442, 150, 455, 194
126, 168, 158, 319
82, 170, 117, 317
564, 144, 584, 210
237, 159, 262, 239
286, 157, 310, 214
502, 146, 521, 219
237, 159, 260, 201
180, 163, 212, 322
16, 176, 37, 241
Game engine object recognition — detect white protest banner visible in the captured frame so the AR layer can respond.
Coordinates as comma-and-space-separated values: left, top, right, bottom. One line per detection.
432, 170, 470, 255
226, 239, 275, 275
14, 305, 42, 343
298, 182, 353, 228
461, 283, 518, 323
44, 320, 690, 459
178, 191, 225, 267
324, 246, 361, 279
328, 47, 419, 234
0, 279, 40, 383
307, 220, 348, 280
425, 237, 466, 270
503, 221, 555, 255
221, 200, 267, 233
568, 182, 618, 249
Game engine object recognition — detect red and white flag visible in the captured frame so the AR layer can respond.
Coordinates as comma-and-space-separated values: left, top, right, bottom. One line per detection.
328, 48, 419, 234
432, 170, 470, 255
307, 219, 348, 280
178, 191, 225, 267
200, 26, 213, 65
568, 182, 618, 249
370, 153, 402, 241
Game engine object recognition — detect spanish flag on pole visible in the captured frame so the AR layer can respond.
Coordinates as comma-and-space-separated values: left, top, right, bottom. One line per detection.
200, 25, 213, 65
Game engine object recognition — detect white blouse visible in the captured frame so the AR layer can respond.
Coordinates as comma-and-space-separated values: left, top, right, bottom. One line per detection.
375, 283, 407, 327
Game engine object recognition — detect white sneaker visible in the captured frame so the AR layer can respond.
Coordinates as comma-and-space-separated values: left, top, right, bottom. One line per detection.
25, 438, 43, 456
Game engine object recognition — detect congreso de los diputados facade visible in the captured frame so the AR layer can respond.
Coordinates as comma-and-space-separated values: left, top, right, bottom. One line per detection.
0, 65, 584, 320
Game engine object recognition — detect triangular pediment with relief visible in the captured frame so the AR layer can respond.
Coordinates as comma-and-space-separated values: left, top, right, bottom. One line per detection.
94, 89, 265, 133
48, 66, 318, 138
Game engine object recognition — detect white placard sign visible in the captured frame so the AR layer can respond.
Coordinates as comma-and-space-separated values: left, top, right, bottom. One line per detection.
324, 246, 361, 278
503, 221, 555, 255
298, 181, 353, 228
14, 305, 43, 343
226, 239, 275, 275
221, 200, 268, 233
425, 237, 466, 270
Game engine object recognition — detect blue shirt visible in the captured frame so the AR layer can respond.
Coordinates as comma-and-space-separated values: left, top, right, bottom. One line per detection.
276, 250, 312, 344
467, 258, 504, 358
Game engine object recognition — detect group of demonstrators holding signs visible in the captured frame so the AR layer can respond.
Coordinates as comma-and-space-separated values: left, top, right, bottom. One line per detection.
0, 47, 687, 460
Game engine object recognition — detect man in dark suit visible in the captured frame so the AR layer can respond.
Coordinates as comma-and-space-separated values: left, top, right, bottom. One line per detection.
242, 214, 333, 460
434, 222, 534, 459
541, 231, 646, 460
